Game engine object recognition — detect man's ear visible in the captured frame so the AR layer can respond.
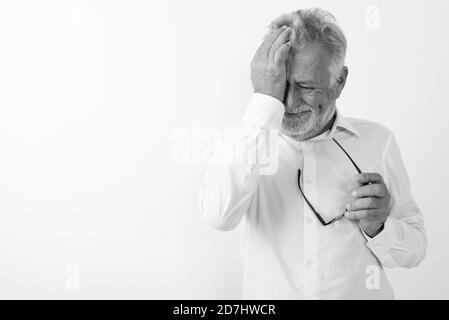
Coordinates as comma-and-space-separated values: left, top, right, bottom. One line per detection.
335, 66, 348, 99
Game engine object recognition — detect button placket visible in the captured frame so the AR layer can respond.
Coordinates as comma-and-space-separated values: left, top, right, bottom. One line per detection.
305, 216, 313, 224
302, 146, 319, 299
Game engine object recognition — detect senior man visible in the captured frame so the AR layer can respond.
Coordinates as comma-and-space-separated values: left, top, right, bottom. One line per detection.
199, 8, 426, 299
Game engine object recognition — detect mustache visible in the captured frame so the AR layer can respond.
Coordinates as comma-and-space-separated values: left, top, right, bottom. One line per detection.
284, 103, 313, 113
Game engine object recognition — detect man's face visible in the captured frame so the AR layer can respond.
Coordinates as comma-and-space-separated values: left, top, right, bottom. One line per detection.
282, 42, 343, 141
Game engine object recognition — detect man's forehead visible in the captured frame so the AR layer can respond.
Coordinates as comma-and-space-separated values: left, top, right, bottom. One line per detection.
287, 43, 332, 85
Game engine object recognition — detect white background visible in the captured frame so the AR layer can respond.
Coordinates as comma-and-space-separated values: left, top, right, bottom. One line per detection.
0, 0, 447, 299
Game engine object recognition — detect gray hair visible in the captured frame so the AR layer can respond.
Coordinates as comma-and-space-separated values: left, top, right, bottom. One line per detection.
273, 8, 347, 83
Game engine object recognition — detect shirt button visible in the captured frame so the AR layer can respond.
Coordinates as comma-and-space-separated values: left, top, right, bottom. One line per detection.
305, 176, 312, 183
306, 216, 313, 224
306, 258, 314, 266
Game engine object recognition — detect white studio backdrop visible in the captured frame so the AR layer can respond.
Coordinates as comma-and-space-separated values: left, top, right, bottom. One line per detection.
0, 0, 447, 299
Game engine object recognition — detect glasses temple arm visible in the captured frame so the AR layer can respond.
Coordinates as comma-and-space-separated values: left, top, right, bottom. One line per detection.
332, 138, 362, 174
298, 169, 327, 226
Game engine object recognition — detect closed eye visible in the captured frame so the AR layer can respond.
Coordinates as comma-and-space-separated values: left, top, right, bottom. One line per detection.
297, 84, 315, 90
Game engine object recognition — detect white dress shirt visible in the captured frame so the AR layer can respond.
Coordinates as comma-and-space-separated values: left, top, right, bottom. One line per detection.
199, 93, 427, 299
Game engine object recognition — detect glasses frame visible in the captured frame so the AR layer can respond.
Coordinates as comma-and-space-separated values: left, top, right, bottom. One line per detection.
297, 138, 362, 226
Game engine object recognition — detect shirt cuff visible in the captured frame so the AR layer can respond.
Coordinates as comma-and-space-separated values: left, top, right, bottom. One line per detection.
241, 93, 284, 129
363, 217, 397, 262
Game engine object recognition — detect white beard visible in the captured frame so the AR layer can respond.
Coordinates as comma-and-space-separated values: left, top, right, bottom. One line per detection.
281, 107, 336, 141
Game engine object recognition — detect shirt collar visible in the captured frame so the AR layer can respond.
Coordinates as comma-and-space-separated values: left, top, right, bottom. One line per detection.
328, 108, 361, 138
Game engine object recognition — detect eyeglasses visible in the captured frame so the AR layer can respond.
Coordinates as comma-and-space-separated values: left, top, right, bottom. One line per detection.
297, 138, 362, 226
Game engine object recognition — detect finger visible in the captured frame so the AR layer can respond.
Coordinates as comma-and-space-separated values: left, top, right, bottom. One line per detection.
269, 13, 295, 29
263, 25, 287, 43
259, 26, 288, 59
273, 41, 291, 69
346, 197, 380, 211
356, 172, 384, 185
352, 183, 387, 198
345, 209, 379, 220
269, 27, 291, 64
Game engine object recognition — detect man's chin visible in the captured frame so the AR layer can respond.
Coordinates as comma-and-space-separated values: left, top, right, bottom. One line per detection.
281, 120, 313, 136
281, 126, 309, 138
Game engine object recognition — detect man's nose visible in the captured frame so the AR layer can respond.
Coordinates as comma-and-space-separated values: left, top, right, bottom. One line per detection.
284, 86, 303, 113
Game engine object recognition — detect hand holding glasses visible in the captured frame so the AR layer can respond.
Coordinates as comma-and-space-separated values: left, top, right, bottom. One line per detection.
297, 138, 363, 226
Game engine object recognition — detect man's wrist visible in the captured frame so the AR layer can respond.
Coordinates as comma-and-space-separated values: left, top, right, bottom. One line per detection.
254, 87, 285, 103
242, 93, 285, 129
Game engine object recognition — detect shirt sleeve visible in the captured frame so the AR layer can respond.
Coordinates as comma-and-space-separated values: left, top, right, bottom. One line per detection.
364, 132, 427, 268
198, 93, 284, 231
